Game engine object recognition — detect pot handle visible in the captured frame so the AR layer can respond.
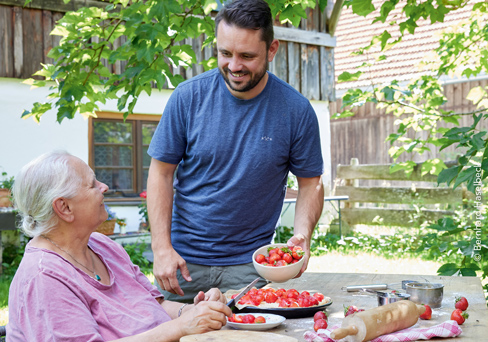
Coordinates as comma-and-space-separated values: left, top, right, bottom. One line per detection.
341, 284, 388, 292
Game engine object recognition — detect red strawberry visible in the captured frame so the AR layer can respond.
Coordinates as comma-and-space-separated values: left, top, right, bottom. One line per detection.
420, 304, 432, 320
314, 318, 328, 331
344, 305, 364, 317
455, 296, 469, 311
313, 310, 328, 322
451, 309, 468, 325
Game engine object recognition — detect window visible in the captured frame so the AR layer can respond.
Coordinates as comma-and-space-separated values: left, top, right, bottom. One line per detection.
89, 112, 160, 201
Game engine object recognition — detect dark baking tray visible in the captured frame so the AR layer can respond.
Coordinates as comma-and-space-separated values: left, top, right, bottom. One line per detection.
234, 301, 332, 319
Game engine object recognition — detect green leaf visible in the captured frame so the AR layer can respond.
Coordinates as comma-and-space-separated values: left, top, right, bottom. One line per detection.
332, 110, 356, 119
201, 57, 217, 71
466, 86, 487, 105
350, 0, 375, 16
56, 105, 76, 123
389, 161, 416, 177
381, 86, 395, 101
337, 71, 362, 83
378, 30, 392, 51
471, 131, 487, 151
279, 4, 307, 27
375, 0, 397, 23
50, 25, 70, 37
453, 167, 477, 191
438, 263, 460, 276
481, 145, 488, 175
460, 268, 478, 277
202, 0, 218, 15
318, 0, 328, 13
437, 165, 462, 186
421, 158, 447, 176
441, 114, 460, 125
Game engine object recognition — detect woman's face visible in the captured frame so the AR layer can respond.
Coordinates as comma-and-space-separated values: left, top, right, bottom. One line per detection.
69, 157, 109, 229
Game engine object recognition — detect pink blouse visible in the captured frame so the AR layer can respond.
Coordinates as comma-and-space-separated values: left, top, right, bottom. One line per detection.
7, 233, 171, 341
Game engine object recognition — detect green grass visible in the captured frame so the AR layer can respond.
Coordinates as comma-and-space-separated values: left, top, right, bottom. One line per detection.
0, 276, 11, 307
0, 275, 11, 326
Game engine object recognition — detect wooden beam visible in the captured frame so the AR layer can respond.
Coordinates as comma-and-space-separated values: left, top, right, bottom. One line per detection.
335, 185, 464, 204
0, 0, 106, 12
274, 26, 336, 47
337, 160, 458, 182
341, 208, 453, 227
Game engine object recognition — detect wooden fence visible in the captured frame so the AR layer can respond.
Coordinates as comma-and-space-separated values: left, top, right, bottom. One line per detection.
334, 158, 474, 227
329, 78, 488, 182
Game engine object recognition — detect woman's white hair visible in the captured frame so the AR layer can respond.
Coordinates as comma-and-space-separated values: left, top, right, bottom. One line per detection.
12, 151, 82, 237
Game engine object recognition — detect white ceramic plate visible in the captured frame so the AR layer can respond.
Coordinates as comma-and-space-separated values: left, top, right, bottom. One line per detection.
227, 313, 286, 331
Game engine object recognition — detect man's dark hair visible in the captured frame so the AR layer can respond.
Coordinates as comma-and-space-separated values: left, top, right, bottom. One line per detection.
215, 0, 274, 49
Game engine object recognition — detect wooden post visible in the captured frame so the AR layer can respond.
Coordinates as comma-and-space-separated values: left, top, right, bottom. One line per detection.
344, 158, 358, 209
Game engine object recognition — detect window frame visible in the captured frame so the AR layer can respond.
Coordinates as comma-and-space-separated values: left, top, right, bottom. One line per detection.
88, 112, 161, 203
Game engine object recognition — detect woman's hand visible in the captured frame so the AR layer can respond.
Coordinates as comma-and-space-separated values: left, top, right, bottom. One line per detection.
193, 288, 227, 305
178, 301, 231, 336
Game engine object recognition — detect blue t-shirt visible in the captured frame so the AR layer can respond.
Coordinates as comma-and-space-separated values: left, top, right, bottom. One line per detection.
148, 68, 323, 265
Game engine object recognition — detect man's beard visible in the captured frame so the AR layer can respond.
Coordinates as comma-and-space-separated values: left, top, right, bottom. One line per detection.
219, 61, 269, 93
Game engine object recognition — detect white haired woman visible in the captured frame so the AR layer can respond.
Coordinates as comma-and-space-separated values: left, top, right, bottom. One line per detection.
7, 151, 231, 341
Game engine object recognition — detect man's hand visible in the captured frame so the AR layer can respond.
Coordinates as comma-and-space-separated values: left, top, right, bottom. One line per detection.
153, 247, 191, 296
290, 175, 324, 278
287, 233, 309, 277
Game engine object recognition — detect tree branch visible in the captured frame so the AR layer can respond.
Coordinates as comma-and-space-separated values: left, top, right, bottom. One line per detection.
83, 18, 123, 86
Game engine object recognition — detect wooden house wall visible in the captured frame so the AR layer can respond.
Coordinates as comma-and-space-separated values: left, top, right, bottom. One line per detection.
329, 79, 488, 183
0, 2, 335, 102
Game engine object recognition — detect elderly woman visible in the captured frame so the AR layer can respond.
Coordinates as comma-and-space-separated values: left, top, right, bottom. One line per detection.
7, 151, 232, 341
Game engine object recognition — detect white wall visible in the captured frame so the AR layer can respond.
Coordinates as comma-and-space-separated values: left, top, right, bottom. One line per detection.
0, 77, 173, 232
1, 77, 331, 232
1, 78, 89, 174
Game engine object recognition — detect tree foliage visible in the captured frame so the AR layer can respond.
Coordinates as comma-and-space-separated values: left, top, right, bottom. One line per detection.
22, 0, 488, 286
22, 0, 326, 123
336, 1, 488, 191
336, 0, 487, 286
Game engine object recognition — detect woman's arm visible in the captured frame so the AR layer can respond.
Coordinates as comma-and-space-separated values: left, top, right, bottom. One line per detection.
113, 300, 232, 342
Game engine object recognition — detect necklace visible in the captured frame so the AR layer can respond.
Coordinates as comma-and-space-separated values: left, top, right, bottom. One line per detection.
41, 235, 102, 281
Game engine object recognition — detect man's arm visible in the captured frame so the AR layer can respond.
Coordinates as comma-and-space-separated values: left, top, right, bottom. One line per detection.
287, 175, 324, 277
147, 158, 191, 296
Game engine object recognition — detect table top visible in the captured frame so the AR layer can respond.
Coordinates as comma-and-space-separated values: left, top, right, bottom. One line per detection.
223, 272, 488, 341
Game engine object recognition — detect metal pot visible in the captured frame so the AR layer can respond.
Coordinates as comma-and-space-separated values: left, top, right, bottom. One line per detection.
361, 289, 411, 306
376, 292, 410, 306
405, 282, 444, 308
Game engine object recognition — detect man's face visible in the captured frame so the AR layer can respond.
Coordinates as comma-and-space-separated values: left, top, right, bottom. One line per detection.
217, 21, 278, 100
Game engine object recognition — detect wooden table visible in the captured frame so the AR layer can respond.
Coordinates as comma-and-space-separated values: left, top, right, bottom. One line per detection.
223, 273, 488, 341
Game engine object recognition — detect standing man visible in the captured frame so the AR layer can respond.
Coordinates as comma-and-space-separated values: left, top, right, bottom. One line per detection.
147, 0, 324, 302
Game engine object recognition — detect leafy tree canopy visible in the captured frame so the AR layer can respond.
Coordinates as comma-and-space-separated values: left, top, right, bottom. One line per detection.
22, 0, 327, 123
337, 0, 487, 285
337, 0, 487, 193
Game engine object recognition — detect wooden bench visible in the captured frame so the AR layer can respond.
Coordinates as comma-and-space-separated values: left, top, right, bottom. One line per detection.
334, 158, 473, 227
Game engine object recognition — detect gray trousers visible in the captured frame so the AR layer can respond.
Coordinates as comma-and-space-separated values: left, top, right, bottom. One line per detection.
156, 262, 269, 303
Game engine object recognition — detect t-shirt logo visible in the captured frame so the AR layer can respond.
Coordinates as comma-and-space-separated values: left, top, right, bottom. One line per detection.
261, 136, 273, 141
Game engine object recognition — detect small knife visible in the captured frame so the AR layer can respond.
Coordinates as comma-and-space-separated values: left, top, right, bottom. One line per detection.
226, 277, 260, 309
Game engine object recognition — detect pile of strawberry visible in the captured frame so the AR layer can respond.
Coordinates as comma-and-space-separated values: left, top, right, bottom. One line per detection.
419, 296, 469, 325
232, 288, 326, 308
451, 296, 469, 325
228, 314, 266, 324
313, 310, 328, 331
255, 246, 304, 267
